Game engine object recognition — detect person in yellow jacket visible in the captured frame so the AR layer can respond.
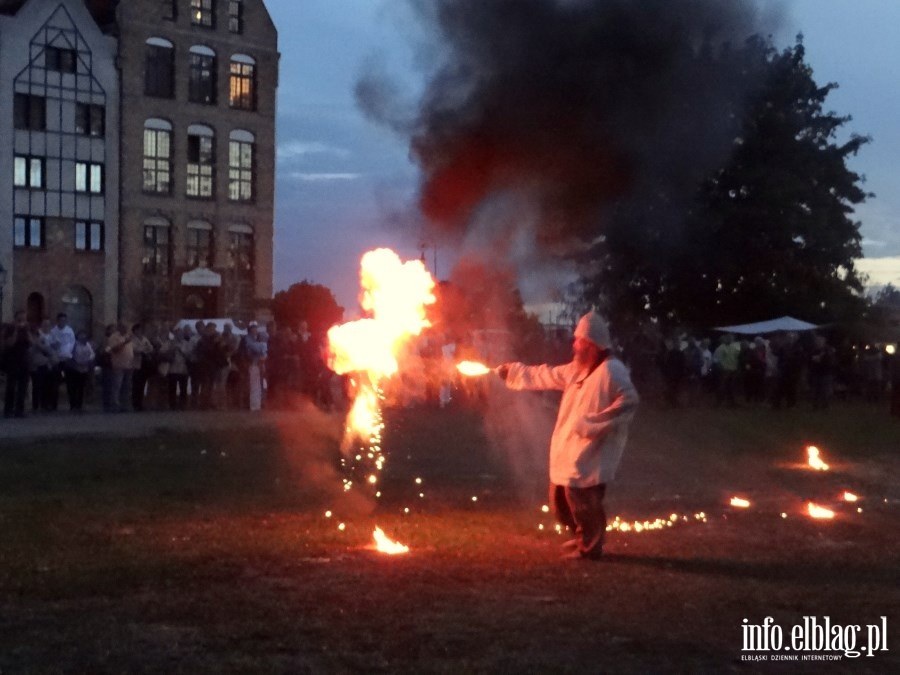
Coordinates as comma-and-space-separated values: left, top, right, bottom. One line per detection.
497, 311, 639, 560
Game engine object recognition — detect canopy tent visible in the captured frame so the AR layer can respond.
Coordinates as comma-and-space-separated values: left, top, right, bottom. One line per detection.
714, 316, 819, 335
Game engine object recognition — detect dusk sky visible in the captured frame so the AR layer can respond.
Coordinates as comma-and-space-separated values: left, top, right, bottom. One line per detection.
264, 0, 900, 312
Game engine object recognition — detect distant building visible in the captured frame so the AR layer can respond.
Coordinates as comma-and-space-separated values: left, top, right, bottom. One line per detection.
0, 0, 278, 335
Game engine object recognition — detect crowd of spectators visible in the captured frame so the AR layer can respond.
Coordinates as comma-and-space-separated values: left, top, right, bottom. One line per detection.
650, 331, 900, 412
1, 312, 331, 419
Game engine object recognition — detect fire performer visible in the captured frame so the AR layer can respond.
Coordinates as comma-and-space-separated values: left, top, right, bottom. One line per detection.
497, 311, 639, 560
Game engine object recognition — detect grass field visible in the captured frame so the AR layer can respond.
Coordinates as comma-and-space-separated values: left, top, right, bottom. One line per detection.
1, 397, 898, 673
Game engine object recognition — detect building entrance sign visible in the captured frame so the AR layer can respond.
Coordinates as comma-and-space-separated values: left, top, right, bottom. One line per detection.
181, 267, 222, 288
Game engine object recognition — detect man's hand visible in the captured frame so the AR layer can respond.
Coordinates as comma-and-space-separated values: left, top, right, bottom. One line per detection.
495, 364, 511, 381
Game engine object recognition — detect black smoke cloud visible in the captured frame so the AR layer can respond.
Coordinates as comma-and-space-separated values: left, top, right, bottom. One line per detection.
359, 0, 782, 260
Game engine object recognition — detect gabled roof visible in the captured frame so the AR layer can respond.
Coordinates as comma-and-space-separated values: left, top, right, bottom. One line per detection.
0, 0, 118, 30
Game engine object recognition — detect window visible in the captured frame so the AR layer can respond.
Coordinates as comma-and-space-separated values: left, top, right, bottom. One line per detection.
75, 103, 105, 137
14, 156, 44, 189
228, 0, 243, 33
229, 55, 256, 110
228, 228, 253, 278
186, 222, 213, 267
143, 224, 171, 275
14, 216, 44, 249
144, 38, 175, 98
14, 94, 46, 130
191, 0, 214, 27
75, 162, 104, 194
189, 46, 217, 104
143, 119, 173, 194
186, 124, 215, 197
46, 46, 77, 73
75, 221, 104, 252
228, 130, 254, 201
161, 0, 177, 20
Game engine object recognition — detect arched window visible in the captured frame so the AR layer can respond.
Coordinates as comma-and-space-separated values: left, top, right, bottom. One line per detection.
186, 219, 213, 268
229, 54, 256, 110
142, 217, 171, 275
186, 124, 215, 198
228, 130, 254, 202
145, 38, 174, 98
189, 45, 217, 105
143, 119, 173, 194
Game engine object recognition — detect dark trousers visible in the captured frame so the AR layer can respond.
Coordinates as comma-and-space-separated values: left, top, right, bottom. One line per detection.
167, 373, 188, 410
31, 365, 51, 411
4, 369, 29, 417
550, 483, 607, 558
132, 368, 150, 411
68, 370, 88, 411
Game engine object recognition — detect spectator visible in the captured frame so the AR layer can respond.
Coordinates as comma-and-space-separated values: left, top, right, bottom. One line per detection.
131, 323, 154, 412
713, 333, 740, 407
164, 327, 190, 410
98, 324, 116, 412
771, 332, 804, 410
107, 324, 134, 413
215, 323, 240, 409
859, 345, 881, 403
245, 322, 268, 411
50, 313, 76, 410
28, 322, 55, 412
3, 311, 32, 418
808, 334, 835, 410
69, 330, 95, 412
659, 338, 686, 408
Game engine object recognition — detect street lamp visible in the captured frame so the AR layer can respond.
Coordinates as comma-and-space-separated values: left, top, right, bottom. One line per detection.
0, 262, 6, 324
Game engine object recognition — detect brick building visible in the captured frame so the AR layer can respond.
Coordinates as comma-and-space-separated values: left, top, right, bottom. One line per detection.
0, 0, 278, 335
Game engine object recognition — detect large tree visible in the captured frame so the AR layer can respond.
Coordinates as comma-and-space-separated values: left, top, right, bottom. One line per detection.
585, 37, 870, 333
271, 281, 344, 339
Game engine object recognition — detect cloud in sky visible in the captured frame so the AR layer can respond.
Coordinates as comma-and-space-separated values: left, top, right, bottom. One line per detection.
286, 172, 362, 182
856, 256, 900, 288
277, 141, 352, 161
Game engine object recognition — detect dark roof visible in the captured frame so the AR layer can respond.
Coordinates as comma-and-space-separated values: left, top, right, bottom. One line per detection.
0, 0, 118, 29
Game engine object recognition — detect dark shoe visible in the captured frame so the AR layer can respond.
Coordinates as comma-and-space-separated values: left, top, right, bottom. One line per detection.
562, 547, 603, 561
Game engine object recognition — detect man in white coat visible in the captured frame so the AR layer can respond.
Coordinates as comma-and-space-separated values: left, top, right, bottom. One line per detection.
497, 311, 639, 560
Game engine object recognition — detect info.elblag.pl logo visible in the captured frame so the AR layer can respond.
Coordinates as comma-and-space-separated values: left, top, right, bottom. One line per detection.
741, 616, 889, 662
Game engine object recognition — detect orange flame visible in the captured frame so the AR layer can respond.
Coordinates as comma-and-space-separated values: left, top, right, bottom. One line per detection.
806, 502, 835, 519
328, 249, 436, 449
729, 497, 751, 508
373, 526, 409, 554
842, 491, 859, 502
806, 445, 830, 471
456, 360, 492, 377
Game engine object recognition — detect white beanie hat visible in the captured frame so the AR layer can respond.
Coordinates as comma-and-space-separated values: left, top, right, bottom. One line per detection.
573, 311, 610, 349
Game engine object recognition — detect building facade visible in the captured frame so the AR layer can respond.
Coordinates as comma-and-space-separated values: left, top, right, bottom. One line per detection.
0, 0, 120, 335
0, 0, 278, 334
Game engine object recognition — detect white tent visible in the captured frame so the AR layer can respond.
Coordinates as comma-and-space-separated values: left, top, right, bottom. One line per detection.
714, 316, 819, 334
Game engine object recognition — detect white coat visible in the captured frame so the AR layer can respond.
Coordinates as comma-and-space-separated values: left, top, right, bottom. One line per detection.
505, 358, 639, 487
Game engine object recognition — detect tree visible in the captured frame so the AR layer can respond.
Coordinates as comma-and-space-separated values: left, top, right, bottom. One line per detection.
873, 283, 900, 309
585, 37, 871, 333
271, 281, 344, 340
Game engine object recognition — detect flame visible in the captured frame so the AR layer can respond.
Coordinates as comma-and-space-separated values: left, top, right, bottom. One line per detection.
328, 248, 436, 451
806, 502, 835, 519
373, 526, 409, 554
842, 491, 859, 502
730, 497, 751, 508
806, 446, 830, 471
456, 360, 491, 376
